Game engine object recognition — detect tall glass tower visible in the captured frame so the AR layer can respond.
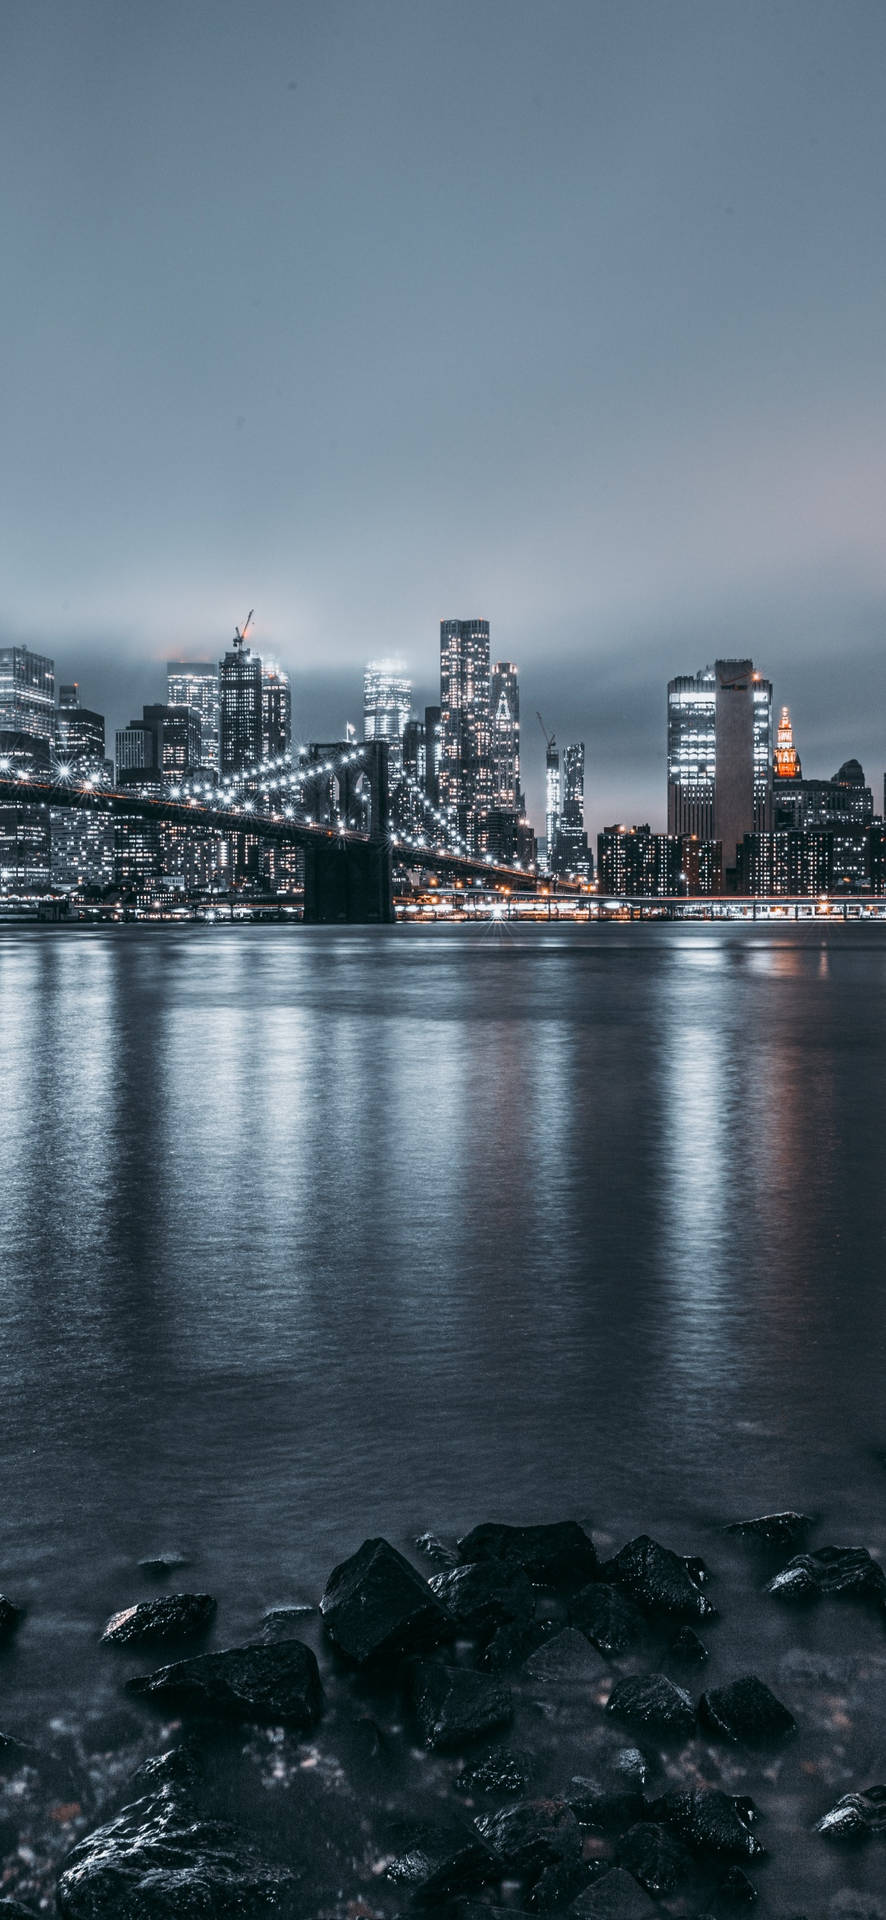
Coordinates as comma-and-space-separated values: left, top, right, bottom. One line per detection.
440, 619, 491, 850
219, 634, 262, 776
363, 660, 411, 775
668, 660, 772, 874
490, 661, 520, 808
167, 662, 220, 770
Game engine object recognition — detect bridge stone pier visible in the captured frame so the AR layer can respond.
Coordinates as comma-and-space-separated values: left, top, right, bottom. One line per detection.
302, 740, 395, 924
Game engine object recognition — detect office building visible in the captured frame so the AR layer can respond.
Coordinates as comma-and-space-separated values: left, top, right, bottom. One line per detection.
424, 704, 442, 808
0, 646, 56, 742
141, 704, 203, 779
490, 662, 520, 808
363, 659, 411, 776
552, 742, 590, 877
219, 632, 262, 775
116, 722, 157, 779
262, 662, 292, 761
668, 659, 772, 880
0, 732, 52, 888
167, 662, 220, 770
54, 685, 107, 780
774, 757, 874, 833
440, 619, 491, 850
597, 824, 683, 897
544, 736, 560, 871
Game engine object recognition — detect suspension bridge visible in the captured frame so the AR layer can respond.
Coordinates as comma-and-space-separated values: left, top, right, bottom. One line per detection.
0, 739, 555, 922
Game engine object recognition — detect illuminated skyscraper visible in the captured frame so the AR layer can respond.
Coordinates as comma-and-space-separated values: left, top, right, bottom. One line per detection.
668, 659, 772, 879
262, 662, 292, 760
552, 742, 590, 876
544, 736, 560, 870
219, 632, 262, 776
440, 620, 491, 849
774, 705, 801, 780
167, 662, 220, 770
54, 684, 107, 779
0, 646, 56, 741
363, 659, 411, 775
490, 661, 520, 807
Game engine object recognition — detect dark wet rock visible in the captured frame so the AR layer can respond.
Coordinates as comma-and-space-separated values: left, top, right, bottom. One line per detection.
127, 1637, 323, 1729
458, 1522, 597, 1588
429, 1561, 536, 1635
56, 1778, 296, 1917
476, 1798, 582, 1879
668, 1625, 709, 1663
816, 1785, 886, 1840
320, 1536, 452, 1663
568, 1774, 644, 1834
454, 1747, 533, 1795
137, 1552, 192, 1576
651, 1788, 764, 1860
387, 1832, 500, 1902
479, 1617, 550, 1671
0, 1903, 40, 1917
527, 1857, 602, 1909
700, 1674, 795, 1743
726, 1511, 813, 1549
130, 1748, 203, 1796
606, 1673, 695, 1737
101, 1593, 216, 1647
0, 1598, 24, 1639
765, 1544, 886, 1602
415, 1531, 460, 1567
616, 1820, 692, 1895
524, 1628, 609, 1684
570, 1865, 657, 1917
259, 1605, 315, 1641
717, 1864, 758, 1902
604, 1536, 716, 1621
569, 1583, 646, 1655
411, 1660, 512, 1750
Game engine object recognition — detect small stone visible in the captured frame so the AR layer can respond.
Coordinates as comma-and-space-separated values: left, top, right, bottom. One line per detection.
617, 1820, 692, 1895
320, 1536, 452, 1663
726, 1511, 813, 1549
411, 1661, 512, 1750
387, 1835, 499, 1902
717, 1863, 758, 1902
429, 1561, 536, 1635
0, 1599, 24, 1640
127, 1638, 323, 1728
479, 1618, 550, 1671
476, 1799, 582, 1879
137, 1552, 192, 1576
101, 1594, 216, 1647
570, 1865, 657, 1916
455, 1747, 533, 1796
527, 1858, 600, 1909
668, 1625, 708, 1663
700, 1674, 795, 1743
458, 1522, 597, 1588
570, 1583, 646, 1656
606, 1673, 695, 1737
651, 1788, 764, 1860
524, 1628, 609, 1684
766, 1545, 886, 1602
604, 1536, 716, 1621
816, 1785, 886, 1840
568, 1753, 646, 1832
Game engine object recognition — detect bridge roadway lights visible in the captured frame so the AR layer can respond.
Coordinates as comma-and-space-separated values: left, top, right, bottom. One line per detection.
302, 837, 395, 925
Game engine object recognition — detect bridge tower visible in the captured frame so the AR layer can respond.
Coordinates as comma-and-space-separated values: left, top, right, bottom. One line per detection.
302, 740, 395, 924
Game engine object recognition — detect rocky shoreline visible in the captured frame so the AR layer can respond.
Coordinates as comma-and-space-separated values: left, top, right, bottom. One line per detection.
0, 1517, 884, 1917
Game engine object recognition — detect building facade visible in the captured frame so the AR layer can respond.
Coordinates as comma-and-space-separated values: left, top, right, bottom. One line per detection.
490, 662, 520, 809
363, 659, 411, 776
167, 662, 220, 770
0, 646, 56, 742
668, 659, 772, 880
440, 619, 491, 850
219, 636, 263, 776
262, 662, 292, 761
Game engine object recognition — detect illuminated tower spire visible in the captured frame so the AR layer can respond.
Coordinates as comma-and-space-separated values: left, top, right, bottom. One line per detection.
774, 705, 801, 779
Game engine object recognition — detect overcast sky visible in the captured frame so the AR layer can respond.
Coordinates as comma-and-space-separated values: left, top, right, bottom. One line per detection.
3, 0, 886, 830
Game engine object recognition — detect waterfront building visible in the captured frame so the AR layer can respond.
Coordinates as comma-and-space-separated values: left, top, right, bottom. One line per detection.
0, 646, 56, 742
668, 659, 772, 880
167, 662, 220, 770
552, 742, 590, 877
490, 662, 520, 809
262, 661, 292, 761
440, 619, 491, 850
597, 824, 683, 897
738, 829, 834, 897
774, 758, 873, 832
0, 732, 52, 888
219, 632, 262, 775
363, 659, 411, 776
544, 736, 560, 872
680, 836, 723, 896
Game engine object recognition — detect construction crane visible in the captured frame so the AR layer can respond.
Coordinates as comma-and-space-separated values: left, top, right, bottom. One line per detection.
233, 609, 254, 649
536, 711, 555, 751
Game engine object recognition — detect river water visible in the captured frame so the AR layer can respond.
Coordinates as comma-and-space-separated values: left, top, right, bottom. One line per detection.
1, 921, 885, 1913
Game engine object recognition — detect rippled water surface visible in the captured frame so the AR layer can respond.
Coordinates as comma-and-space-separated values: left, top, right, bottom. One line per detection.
2, 921, 886, 1911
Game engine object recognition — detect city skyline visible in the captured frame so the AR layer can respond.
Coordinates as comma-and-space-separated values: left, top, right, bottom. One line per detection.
3, 1, 886, 827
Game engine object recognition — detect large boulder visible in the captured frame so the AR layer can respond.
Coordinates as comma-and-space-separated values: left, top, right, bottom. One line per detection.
570, 1866, 657, 1916
320, 1537, 452, 1663
651, 1788, 763, 1860
101, 1595, 216, 1647
429, 1561, 536, 1636
569, 1583, 645, 1655
604, 1536, 715, 1621
127, 1639, 323, 1729
725, 1512, 813, 1550
476, 1798, 583, 1880
457, 1523, 597, 1588
699, 1674, 795, 1743
616, 1821, 692, 1895
56, 1778, 296, 1917
411, 1660, 512, 1750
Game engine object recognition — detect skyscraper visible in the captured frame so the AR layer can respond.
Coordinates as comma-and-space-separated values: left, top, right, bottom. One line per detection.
544, 736, 560, 871
440, 620, 491, 850
142, 704, 203, 779
0, 646, 56, 741
54, 685, 107, 779
219, 632, 262, 776
262, 662, 292, 761
774, 706, 801, 780
490, 662, 520, 808
552, 742, 590, 876
363, 660, 411, 775
668, 660, 772, 879
167, 662, 220, 770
